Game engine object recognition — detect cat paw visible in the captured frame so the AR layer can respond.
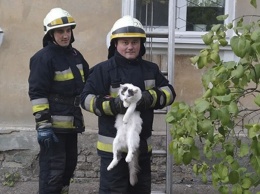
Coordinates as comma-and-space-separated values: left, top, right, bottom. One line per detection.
130, 175, 138, 186
125, 155, 133, 163
107, 165, 113, 171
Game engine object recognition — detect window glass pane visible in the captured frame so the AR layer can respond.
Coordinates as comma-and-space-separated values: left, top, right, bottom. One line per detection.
135, 0, 169, 27
187, 0, 225, 31
135, 0, 226, 32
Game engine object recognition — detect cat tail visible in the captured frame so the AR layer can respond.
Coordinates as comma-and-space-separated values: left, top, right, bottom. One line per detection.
128, 150, 140, 186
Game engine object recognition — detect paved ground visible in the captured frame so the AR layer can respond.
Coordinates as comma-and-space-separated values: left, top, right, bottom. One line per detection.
0, 181, 221, 194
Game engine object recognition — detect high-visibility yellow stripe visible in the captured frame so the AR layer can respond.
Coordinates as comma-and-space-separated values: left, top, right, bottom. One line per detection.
97, 141, 113, 153
54, 72, 74, 81
67, 17, 75, 23
161, 86, 174, 106
79, 69, 85, 82
52, 121, 74, 128
111, 33, 146, 40
162, 88, 171, 106
148, 89, 157, 107
52, 115, 74, 128
49, 17, 75, 27
110, 86, 119, 98
32, 104, 49, 113
102, 101, 113, 115
89, 97, 95, 113
97, 135, 152, 153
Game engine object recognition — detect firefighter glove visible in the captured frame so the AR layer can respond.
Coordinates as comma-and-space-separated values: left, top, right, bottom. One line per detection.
110, 96, 127, 115
136, 88, 166, 111
37, 128, 59, 148
94, 96, 127, 116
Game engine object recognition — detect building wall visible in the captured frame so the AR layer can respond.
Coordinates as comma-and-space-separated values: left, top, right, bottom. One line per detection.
0, 0, 204, 132
0, 0, 259, 131
0, 0, 121, 129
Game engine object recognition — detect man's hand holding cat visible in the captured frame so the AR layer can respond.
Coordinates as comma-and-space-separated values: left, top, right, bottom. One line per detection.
110, 96, 127, 115
136, 90, 153, 111
137, 88, 166, 111
93, 96, 127, 116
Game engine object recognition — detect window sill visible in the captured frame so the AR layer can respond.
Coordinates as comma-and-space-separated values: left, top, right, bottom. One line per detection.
145, 30, 236, 61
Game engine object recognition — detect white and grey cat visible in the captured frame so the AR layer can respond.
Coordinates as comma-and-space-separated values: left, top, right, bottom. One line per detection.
107, 83, 143, 186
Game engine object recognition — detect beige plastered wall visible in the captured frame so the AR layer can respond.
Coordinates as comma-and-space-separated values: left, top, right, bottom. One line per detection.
0, 0, 121, 129
0, 0, 259, 131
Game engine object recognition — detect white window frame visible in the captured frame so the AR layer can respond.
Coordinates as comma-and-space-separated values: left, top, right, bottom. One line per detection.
122, 0, 236, 59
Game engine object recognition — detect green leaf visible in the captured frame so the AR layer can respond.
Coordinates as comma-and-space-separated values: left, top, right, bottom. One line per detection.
198, 119, 213, 133
216, 14, 229, 21
230, 36, 251, 58
251, 42, 260, 56
218, 164, 229, 180
251, 29, 260, 42
228, 102, 239, 116
210, 108, 218, 120
228, 170, 240, 184
193, 164, 198, 175
239, 143, 249, 157
197, 55, 208, 69
231, 184, 243, 194
254, 94, 260, 106
211, 24, 222, 32
250, 0, 257, 8
219, 38, 228, 47
210, 50, 220, 63
250, 63, 260, 83
183, 152, 192, 165
241, 177, 252, 189
231, 64, 244, 79
218, 106, 230, 126
214, 94, 232, 103
218, 185, 229, 194
194, 99, 210, 113
191, 145, 200, 160
202, 32, 213, 45
190, 55, 199, 64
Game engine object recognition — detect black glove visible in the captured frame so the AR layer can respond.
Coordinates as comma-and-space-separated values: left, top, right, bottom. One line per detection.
37, 128, 59, 148
94, 96, 127, 116
137, 88, 166, 111
136, 90, 153, 111
110, 96, 127, 115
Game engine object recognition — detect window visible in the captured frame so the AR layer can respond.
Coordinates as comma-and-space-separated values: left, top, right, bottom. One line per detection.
122, 0, 235, 38
134, 0, 225, 32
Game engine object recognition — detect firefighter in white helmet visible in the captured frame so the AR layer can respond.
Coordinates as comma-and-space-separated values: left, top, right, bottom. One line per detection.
81, 15, 176, 193
28, 8, 89, 194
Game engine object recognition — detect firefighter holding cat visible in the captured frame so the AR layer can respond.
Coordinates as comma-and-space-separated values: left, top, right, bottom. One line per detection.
28, 8, 89, 194
81, 15, 176, 194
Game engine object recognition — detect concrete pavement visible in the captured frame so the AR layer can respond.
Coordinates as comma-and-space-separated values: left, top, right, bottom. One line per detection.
0, 181, 221, 194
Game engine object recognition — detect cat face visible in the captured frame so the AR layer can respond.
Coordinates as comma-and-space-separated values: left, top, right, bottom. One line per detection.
119, 83, 141, 103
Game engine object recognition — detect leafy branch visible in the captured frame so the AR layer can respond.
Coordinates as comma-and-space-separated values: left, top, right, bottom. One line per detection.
166, 12, 260, 194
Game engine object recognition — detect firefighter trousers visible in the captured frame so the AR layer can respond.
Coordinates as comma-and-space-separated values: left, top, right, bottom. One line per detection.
38, 133, 78, 194
99, 153, 152, 194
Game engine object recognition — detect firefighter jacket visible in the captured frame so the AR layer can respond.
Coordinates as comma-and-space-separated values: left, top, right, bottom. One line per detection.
81, 51, 176, 157
28, 41, 89, 133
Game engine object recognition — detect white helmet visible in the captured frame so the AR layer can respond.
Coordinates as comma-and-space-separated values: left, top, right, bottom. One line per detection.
42, 8, 76, 47
43, 8, 76, 34
110, 15, 146, 41
107, 15, 146, 58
